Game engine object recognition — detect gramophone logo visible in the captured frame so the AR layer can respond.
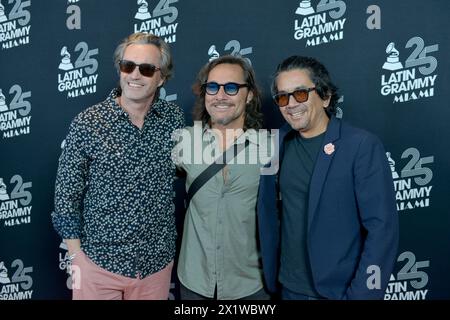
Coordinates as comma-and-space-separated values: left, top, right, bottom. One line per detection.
133, 0, 179, 44
57, 42, 99, 99
0, 262, 11, 284
0, 178, 9, 201
206, 40, 253, 65
382, 43, 403, 71
380, 37, 439, 103
386, 152, 399, 179
293, 0, 347, 47
0, 1, 7, 23
135, 0, 151, 20
0, 85, 32, 139
295, 0, 315, 15
207, 45, 220, 61
0, 89, 7, 112
0, 0, 31, 50
58, 46, 74, 71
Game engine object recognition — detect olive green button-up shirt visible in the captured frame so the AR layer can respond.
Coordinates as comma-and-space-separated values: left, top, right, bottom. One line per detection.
174, 124, 273, 299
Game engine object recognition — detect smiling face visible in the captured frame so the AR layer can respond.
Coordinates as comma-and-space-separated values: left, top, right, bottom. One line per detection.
275, 68, 330, 138
119, 44, 164, 107
204, 63, 253, 130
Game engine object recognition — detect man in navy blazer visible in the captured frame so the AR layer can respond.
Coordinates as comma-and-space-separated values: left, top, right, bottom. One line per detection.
257, 56, 398, 300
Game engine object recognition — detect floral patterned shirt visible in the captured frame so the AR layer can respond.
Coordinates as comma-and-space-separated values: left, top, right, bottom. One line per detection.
52, 88, 185, 278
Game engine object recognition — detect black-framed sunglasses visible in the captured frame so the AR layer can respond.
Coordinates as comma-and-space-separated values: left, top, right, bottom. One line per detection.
119, 59, 161, 77
273, 87, 316, 107
203, 82, 248, 96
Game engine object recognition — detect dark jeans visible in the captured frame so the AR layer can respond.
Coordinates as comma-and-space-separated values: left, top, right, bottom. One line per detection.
180, 283, 271, 300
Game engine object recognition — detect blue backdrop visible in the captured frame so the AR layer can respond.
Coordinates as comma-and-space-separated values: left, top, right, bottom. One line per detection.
0, 0, 449, 300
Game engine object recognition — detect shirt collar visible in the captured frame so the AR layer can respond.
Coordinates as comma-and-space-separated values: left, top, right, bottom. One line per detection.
202, 124, 260, 146
108, 88, 163, 121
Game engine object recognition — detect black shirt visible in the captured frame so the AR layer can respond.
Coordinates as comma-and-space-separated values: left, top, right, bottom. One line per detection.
279, 131, 324, 297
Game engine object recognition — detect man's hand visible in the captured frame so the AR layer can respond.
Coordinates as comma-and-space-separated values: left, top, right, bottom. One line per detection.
65, 239, 81, 256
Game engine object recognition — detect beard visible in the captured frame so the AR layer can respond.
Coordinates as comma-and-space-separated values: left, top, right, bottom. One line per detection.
212, 115, 237, 126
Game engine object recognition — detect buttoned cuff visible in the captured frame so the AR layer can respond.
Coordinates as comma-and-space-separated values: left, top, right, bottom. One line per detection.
51, 211, 82, 239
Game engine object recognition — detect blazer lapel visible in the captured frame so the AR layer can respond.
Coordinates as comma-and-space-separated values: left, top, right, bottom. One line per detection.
308, 117, 341, 231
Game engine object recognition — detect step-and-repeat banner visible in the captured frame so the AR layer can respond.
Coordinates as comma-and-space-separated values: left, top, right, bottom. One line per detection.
0, 0, 449, 300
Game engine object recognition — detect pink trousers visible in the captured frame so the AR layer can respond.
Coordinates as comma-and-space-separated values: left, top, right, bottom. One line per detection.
71, 250, 173, 300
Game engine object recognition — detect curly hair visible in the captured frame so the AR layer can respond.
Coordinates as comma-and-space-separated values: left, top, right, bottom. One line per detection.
271, 56, 339, 117
192, 55, 263, 130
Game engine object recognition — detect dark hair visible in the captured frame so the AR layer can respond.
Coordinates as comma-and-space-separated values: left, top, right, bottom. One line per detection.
271, 56, 339, 117
192, 55, 263, 130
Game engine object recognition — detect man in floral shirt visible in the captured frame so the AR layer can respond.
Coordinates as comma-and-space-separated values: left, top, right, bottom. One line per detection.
52, 32, 184, 300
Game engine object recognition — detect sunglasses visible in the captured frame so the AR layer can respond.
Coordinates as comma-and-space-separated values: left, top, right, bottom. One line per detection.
203, 82, 248, 96
273, 87, 316, 107
119, 59, 161, 77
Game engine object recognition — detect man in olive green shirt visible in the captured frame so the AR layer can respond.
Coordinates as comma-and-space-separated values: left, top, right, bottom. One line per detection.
172, 55, 274, 300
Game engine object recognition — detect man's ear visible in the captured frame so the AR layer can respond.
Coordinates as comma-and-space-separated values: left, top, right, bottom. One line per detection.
246, 90, 254, 104
323, 95, 331, 108
158, 76, 165, 88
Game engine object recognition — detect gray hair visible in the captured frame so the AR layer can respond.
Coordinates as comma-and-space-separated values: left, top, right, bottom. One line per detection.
113, 32, 173, 82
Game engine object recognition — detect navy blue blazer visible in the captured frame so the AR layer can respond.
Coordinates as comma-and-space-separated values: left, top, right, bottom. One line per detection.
257, 117, 399, 299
